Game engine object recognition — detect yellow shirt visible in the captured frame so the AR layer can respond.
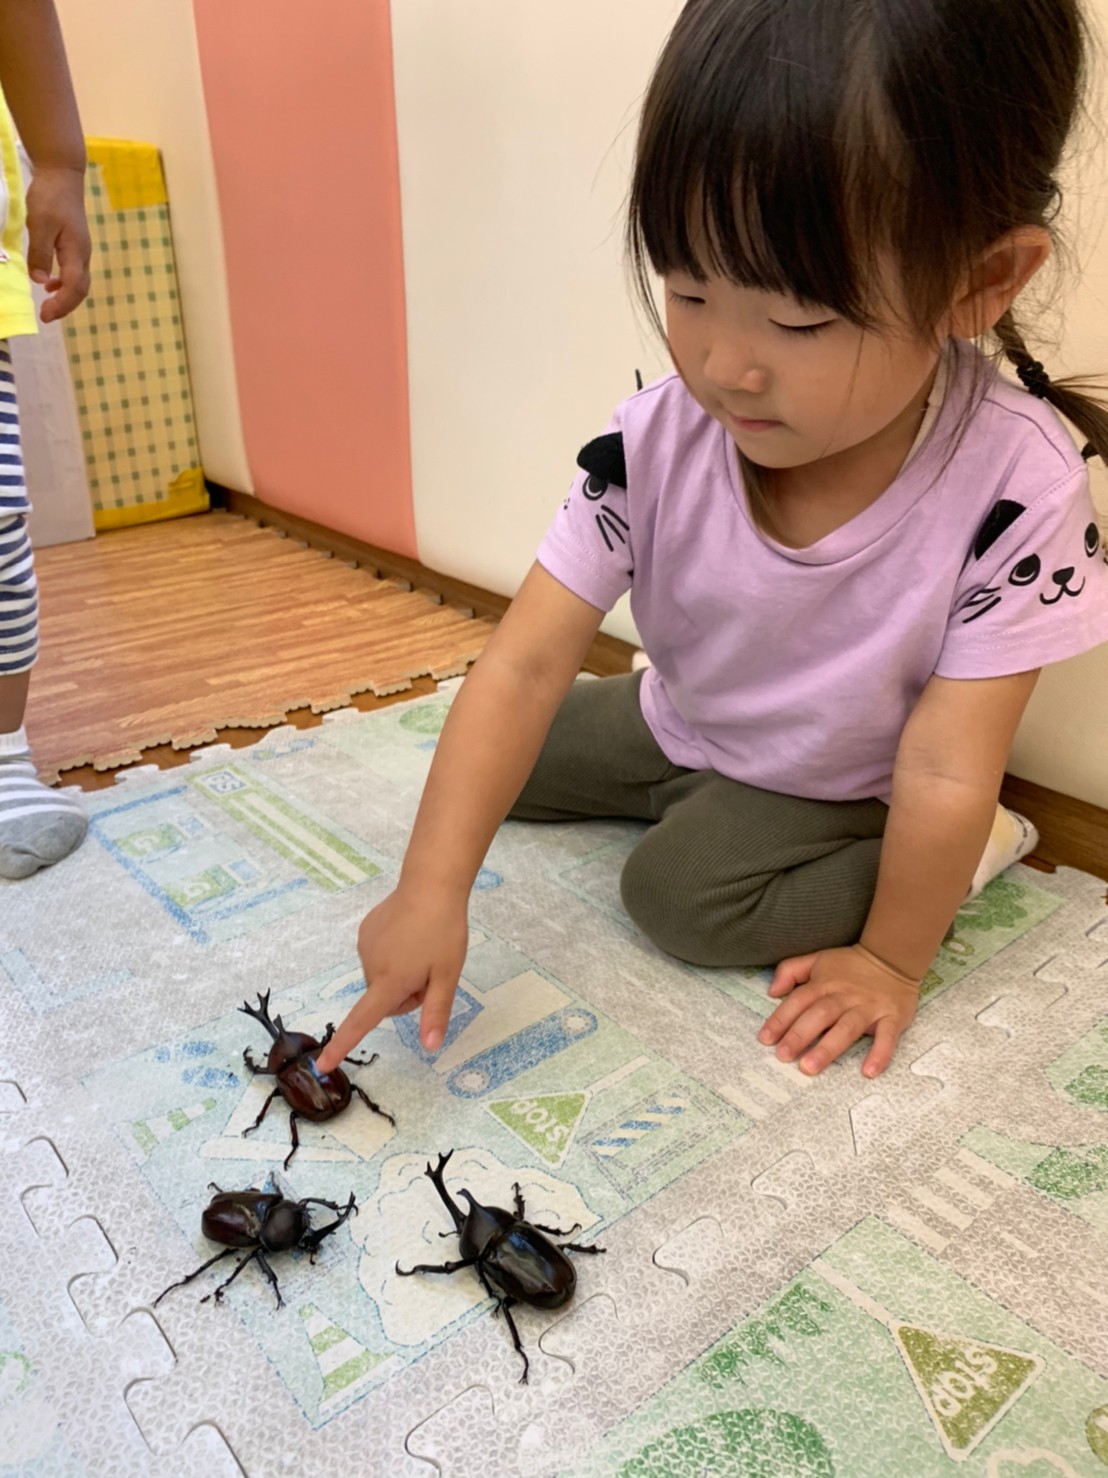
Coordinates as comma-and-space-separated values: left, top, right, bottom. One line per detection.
0, 91, 37, 339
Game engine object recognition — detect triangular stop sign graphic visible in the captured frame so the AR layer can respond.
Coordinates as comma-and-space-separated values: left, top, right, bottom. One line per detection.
893, 1323, 1043, 1460
487, 1093, 587, 1166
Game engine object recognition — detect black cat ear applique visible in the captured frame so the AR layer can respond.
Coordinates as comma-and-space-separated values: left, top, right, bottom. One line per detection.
572, 432, 632, 575
960, 497, 1102, 624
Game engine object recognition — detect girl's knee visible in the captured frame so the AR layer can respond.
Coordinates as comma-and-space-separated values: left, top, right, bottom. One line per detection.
619, 838, 766, 968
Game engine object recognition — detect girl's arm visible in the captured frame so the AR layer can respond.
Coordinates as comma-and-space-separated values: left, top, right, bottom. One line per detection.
759, 667, 1040, 1077
0, 0, 89, 320
858, 668, 1041, 981
315, 562, 605, 1069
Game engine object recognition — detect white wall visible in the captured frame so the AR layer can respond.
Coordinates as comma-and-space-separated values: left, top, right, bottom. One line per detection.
53, 0, 251, 493
393, 0, 1108, 807
391, 0, 681, 642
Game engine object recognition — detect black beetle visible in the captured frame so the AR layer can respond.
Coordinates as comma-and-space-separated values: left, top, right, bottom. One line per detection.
240, 990, 395, 1168
154, 1184, 358, 1309
396, 1150, 604, 1382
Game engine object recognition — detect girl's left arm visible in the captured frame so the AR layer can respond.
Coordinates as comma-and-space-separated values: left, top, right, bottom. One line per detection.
759, 667, 1040, 1077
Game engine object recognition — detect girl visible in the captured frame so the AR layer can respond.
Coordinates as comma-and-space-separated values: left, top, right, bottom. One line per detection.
318, 0, 1108, 1081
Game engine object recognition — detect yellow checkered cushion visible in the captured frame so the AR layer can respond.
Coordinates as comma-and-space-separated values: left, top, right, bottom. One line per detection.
64, 139, 206, 529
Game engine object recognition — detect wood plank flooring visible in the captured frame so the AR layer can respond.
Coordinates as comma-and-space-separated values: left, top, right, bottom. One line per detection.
29, 510, 496, 783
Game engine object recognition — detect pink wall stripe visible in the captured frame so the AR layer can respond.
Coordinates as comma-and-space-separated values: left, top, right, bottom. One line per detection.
192, 0, 416, 557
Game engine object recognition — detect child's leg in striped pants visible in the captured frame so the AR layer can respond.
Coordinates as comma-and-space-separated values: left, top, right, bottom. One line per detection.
0, 341, 86, 879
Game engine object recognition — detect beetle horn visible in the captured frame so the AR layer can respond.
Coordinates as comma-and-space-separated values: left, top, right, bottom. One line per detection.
425, 1151, 465, 1232
238, 992, 280, 1039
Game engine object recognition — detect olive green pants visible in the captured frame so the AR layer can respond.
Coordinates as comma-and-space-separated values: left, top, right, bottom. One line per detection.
508, 671, 888, 968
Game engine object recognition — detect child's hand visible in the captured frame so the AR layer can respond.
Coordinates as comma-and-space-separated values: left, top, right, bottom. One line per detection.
313, 887, 469, 1073
758, 946, 920, 1079
25, 164, 91, 323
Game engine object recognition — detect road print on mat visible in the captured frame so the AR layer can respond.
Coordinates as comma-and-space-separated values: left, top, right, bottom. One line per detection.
84, 941, 747, 1427
566, 1217, 1108, 1476
89, 764, 386, 945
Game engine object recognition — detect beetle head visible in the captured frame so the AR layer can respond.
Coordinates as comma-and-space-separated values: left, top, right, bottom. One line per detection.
457, 1191, 514, 1258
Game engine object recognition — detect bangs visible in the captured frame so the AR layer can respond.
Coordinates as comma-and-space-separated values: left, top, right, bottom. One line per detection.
629, 0, 904, 331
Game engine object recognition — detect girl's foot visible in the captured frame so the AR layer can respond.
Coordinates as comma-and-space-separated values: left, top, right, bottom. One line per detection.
968, 806, 1038, 899
0, 727, 87, 879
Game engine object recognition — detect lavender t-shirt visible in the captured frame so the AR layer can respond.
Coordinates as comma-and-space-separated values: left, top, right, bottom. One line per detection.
536, 341, 1108, 803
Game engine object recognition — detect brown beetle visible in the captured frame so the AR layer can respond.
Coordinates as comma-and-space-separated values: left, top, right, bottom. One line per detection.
240, 991, 395, 1168
154, 1184, 358, 1309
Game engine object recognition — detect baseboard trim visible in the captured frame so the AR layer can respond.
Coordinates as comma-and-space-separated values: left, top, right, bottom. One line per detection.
215, 486, 1108, 884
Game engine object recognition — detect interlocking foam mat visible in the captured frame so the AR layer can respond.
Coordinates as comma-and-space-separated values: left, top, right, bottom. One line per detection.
2, 683, 1106, 1476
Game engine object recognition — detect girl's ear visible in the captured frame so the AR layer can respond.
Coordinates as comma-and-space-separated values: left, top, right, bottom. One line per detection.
947, 228, 1051, 339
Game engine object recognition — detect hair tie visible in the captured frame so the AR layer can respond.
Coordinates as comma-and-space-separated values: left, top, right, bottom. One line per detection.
1016, 360, 1051, 398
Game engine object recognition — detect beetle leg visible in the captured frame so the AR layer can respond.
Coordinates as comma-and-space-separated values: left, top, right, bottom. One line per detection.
395, 1256, 478, 1278
205, 1248, 262, 1306
560, 1242, 606, 1256
241, 1086, 279, 1137
352, 1083, 397, 1128
529, 1221, 583, 1239
512, 1182, 526, 1220
343, 1051, 379, 1068
153, 1246, 238, 1305
497, 1298, 530, 1385
282, 1110, 302, 1171
252, 1249, 285, 1310
242, 1048, 275, 1076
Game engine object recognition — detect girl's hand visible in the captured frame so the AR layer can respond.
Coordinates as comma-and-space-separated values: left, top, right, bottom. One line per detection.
314, 886, 469, 1073
25, 164, 91, 322
758, 946, 920, 1079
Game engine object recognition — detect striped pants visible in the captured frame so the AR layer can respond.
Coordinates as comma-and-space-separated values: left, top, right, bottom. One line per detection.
0, 341, 37, 678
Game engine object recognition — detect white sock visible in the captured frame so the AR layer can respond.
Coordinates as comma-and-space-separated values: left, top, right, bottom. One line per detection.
967, 805, 1038, 900
0, 726, 87, 880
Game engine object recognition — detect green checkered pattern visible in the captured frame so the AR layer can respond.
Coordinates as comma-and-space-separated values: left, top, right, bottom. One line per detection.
63, 157, 201, 517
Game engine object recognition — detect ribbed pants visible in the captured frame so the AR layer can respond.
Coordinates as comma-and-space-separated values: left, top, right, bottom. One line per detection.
0, 342, 37, 678
509, 671, 889, 967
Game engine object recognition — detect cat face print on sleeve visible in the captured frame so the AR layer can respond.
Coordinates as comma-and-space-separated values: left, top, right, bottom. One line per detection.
571, 431, 633, 577
958, 495, 1106, 625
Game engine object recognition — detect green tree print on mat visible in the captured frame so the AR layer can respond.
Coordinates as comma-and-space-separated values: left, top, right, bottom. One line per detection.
620, 1409, 835, 1478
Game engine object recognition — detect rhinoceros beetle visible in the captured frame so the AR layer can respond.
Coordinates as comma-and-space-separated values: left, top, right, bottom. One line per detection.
396, 1150, 604, 1382
239, 991, 395, 1168
154, 1184, 357, 1309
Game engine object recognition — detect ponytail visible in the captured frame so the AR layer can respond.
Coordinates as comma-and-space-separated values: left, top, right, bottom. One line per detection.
994, 310, 1108, 464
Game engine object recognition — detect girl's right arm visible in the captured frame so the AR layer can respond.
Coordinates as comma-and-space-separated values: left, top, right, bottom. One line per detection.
314, 562, 605, 1071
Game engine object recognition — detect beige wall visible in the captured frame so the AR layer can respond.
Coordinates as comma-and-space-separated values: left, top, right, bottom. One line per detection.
53, 0, 251, 492
393, 0, 1108, 807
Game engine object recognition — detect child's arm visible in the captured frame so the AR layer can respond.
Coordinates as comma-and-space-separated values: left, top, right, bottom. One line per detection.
759, 667, 1040, 1077
0, 0, 89, 321
315, 562, 605, 1071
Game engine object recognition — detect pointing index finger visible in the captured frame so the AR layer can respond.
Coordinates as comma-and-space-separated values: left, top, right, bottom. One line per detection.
315, 993, 385, 1073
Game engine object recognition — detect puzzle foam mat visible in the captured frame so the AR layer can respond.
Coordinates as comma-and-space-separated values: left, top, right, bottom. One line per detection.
2, 683, 1106, 1475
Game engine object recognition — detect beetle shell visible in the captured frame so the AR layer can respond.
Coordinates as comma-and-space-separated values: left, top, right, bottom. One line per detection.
202, 1192, 281, 1248
485, 1225, 577, 1309
277, 1057, 353, 1122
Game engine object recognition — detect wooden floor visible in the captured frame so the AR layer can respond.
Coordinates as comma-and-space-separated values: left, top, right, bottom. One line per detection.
30, 511, 497, 784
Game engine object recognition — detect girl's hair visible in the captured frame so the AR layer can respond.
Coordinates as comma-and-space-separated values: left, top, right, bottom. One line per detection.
627, 0, 1108, 527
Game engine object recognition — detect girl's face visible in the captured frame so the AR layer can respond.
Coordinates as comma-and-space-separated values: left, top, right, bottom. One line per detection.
663, 270, 941, 481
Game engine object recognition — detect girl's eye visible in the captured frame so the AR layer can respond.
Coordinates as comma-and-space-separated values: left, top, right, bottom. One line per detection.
771, 320, 836, 337
667, 290, 705, 306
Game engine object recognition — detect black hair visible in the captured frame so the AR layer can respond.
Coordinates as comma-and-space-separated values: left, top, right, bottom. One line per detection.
628, 0, 1108, 527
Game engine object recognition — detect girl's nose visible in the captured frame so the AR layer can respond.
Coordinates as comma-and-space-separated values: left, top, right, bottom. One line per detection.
704, 342, 768, 395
